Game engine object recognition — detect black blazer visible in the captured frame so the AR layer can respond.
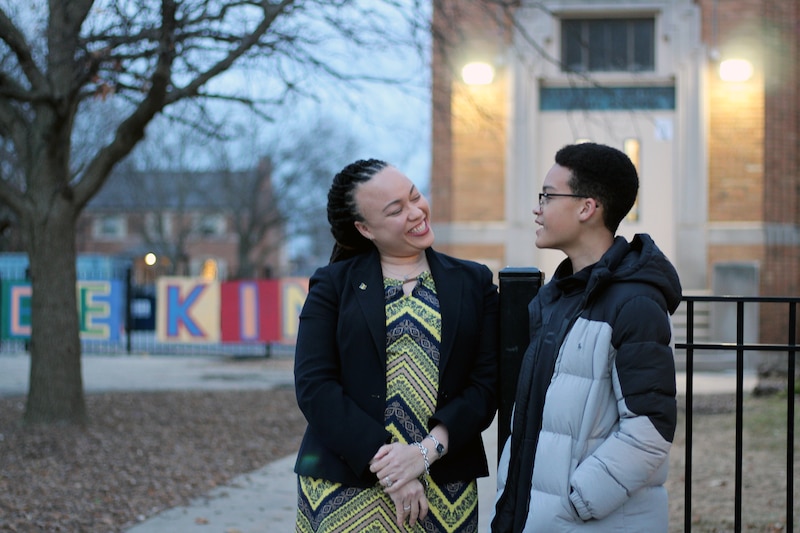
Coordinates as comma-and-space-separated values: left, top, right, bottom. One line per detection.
294, 247, 499, 487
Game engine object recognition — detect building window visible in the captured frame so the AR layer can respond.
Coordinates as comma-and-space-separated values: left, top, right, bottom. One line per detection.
195, 214, 226, 237
145, 213, 173, 239
92, 215, 127, 240
562, 18, 655, 73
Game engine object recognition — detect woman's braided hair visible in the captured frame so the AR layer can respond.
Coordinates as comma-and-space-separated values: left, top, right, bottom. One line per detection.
327, 158, 389, 263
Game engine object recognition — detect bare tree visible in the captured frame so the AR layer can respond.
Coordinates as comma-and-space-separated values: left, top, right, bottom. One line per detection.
106, 113, 360, 279
245, 116, 362, 276
0, 0, 430, 425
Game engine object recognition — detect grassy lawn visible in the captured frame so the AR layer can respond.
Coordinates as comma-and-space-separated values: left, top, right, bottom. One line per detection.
668, 393, 799, 532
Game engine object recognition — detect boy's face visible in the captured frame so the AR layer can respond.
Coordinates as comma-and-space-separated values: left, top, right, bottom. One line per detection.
533, 164, 586, 251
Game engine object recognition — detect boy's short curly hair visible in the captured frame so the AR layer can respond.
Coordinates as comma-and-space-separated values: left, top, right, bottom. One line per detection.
555, 142, 639, 233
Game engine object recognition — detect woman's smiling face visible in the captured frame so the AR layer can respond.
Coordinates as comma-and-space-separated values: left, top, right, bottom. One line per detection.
353, 166, 434, 259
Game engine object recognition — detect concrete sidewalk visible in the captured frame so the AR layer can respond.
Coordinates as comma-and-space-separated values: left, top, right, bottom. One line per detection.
0, 353, 294, 398
0, 353, 756, 533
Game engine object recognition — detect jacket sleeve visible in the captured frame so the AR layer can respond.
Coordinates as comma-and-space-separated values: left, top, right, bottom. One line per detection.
294, 267, 390, 479
428, 263, 499, 453
569, 294, 677, 520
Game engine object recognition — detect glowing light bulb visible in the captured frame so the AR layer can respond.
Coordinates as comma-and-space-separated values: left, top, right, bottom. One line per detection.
461, 62, 494, 85
719, 59, 753, 82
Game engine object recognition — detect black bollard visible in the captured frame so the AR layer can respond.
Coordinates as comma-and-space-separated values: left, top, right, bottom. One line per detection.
497, 267, 543, 460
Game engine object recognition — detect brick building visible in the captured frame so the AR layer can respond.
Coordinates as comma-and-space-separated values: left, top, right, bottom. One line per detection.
77, 160, 287, 285
431, 0, 799, 344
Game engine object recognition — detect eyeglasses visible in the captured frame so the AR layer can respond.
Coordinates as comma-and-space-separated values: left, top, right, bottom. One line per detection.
538, 192, 588, 207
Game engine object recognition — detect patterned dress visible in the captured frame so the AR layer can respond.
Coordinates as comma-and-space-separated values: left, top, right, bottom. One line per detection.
296, 271, 479, 532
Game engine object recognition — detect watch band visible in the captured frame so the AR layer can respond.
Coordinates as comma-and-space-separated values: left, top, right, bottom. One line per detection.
425, 433, 445, 457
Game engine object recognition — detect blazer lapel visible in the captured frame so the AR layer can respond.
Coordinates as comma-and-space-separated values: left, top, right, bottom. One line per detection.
349, 251, 386, 363
427, 249, 462, 374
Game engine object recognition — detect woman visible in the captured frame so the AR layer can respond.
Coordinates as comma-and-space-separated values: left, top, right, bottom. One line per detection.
294, 159, 498, 532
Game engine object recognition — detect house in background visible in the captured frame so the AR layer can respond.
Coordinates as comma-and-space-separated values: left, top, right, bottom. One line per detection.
77, 159, 287, 285
430, 0, 798, 346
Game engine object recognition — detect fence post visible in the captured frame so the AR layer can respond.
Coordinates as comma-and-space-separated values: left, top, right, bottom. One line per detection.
24, 267, 30, 353
125, 266, 133, 354
498, 267, 543, 459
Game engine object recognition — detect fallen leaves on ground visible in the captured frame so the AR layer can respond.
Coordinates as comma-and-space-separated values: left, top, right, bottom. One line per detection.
0, 387, 305, 533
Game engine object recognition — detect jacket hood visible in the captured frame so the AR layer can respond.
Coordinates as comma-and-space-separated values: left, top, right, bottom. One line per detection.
554, 234, 682, 315
593, 234, 682, 314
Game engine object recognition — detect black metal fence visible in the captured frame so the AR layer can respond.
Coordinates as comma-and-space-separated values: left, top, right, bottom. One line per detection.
678, 295, 798, 533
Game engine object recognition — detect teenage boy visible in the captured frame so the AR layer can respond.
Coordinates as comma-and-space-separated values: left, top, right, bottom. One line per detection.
491, 142, 682, 532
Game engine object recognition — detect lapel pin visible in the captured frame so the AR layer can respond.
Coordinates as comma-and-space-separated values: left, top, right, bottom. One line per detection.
359, 283, 367, 290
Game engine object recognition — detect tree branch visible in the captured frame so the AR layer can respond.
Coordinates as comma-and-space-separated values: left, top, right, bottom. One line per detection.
166, 0, 295, 104
0, 6, 47, 92
73, 0, 178, 210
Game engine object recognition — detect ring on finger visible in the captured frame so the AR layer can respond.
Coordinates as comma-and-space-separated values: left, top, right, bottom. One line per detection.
384, 476, 393, 487
403, 504, 411, 511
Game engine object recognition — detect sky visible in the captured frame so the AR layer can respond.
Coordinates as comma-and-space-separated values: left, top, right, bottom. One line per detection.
311, 76, 431, 193
292, 1, 433, 191
206, 1, 434, 193
6, 0, 433, 189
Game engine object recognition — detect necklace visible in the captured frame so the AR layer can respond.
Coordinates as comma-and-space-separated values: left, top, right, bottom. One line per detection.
381, 257, 426, 283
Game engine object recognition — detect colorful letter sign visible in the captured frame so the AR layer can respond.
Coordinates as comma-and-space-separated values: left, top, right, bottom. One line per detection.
220, 280, 280, 343
281, 278, 309, 343
78, 281, 123, 341
1, 280, 123, 341
1, 276, 309, 345
156, 277, 220, 343
1, 281, 31, 339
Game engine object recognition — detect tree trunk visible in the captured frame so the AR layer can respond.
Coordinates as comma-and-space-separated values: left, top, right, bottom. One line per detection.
23, 193, 86, 426
237, 243, 255, 279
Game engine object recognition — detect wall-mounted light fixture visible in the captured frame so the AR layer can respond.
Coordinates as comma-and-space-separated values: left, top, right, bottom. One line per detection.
144, 252, 157, 266
719, 58, 753, 82
461, 61, 495, 85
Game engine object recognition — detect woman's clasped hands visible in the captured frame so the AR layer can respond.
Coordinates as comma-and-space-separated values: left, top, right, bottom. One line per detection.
369, 442, 430, 528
